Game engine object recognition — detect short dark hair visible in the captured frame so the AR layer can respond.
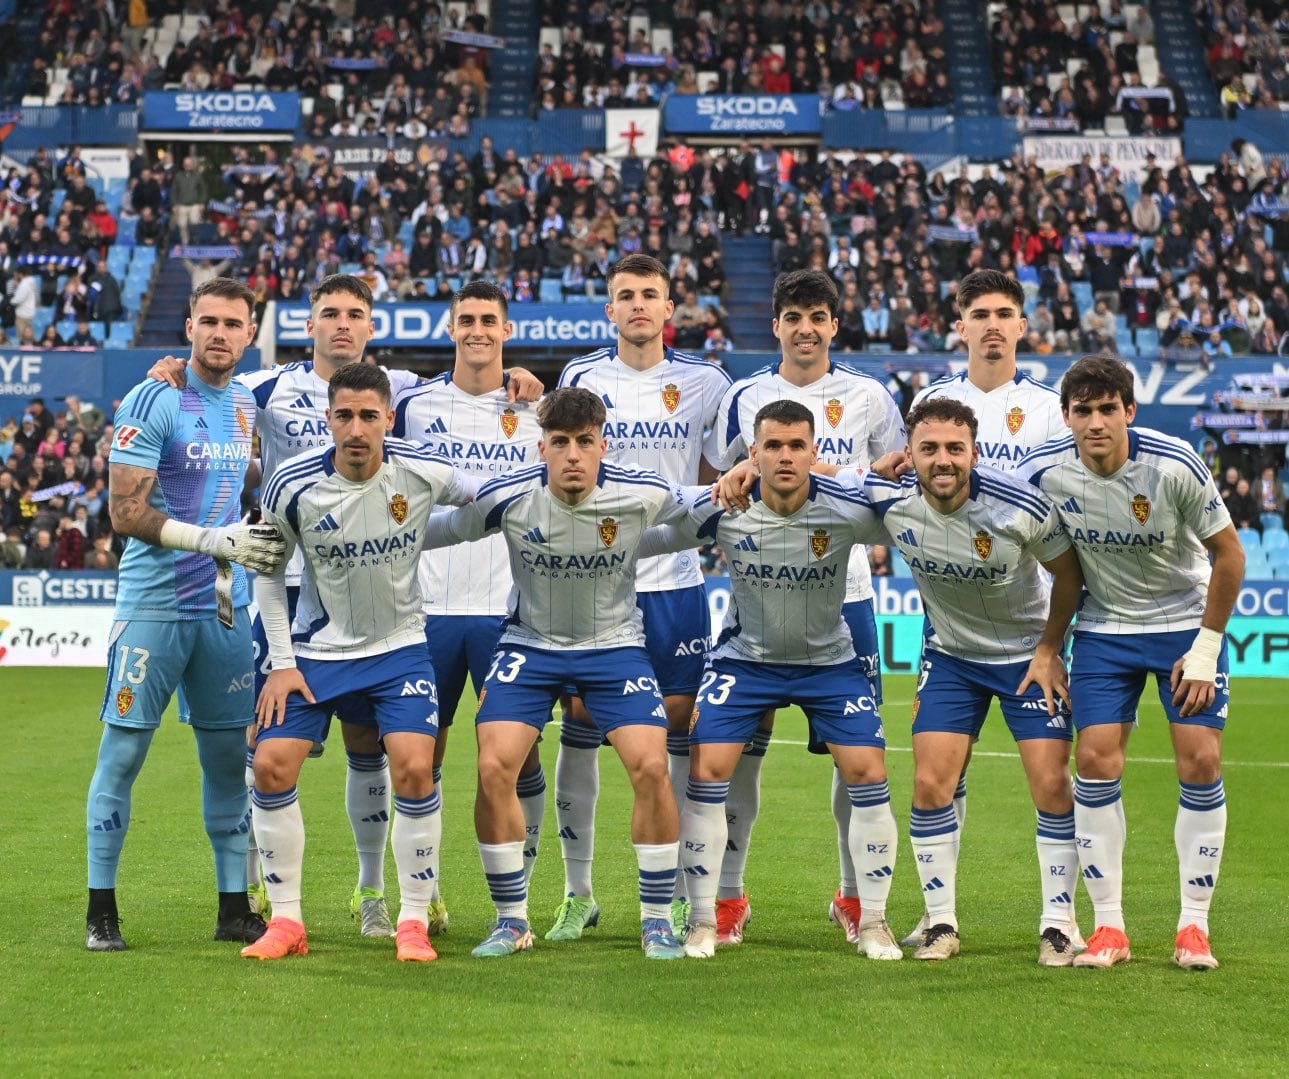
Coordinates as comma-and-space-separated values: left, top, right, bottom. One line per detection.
606, 254, 670, 295
328, 361, 391, 405
753, 399, 815, 438
1059, 355, 1135, 410
537, 386, 606, 433
310, 273, 373, 310
954, 269, 1025, 316
451, 279, 509, 321
189, 277, 256, 319
905, 397, 979, 442
772, 270, 839, 318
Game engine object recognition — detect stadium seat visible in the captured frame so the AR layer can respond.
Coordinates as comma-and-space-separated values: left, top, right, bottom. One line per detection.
1237, 527, 1261, 549
1261, 514, 1283, 532
132, 247, 157, 269
539, 279, 562, 303
1071, 282, 1093, 309
1244, 557, 1273, 581
1261, 530, 1288, 552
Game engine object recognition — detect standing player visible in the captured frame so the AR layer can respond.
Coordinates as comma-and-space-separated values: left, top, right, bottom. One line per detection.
392, 281, 546, 933
898, 268, 1076, 948
640, 401, 902, 960
849, 399, 1086, 964
548, 254, 731, 940
85, 278, 286, 951
423, 388, 692, 960
1018, 356, 1244, 970
244, 363, 478, 962
711, 269, 906, 946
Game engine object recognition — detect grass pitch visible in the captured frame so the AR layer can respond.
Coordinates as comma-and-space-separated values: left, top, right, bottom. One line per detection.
2, 670, 1285, 1077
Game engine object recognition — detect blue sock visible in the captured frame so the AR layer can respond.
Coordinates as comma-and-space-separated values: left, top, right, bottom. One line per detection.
194, 726, 252, 892
87, 725, 155, 889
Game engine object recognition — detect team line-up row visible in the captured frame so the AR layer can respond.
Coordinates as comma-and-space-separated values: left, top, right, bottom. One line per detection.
83, 263, 1241, 973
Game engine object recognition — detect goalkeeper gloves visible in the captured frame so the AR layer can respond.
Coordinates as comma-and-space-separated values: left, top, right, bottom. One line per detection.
159, 520, 286, 574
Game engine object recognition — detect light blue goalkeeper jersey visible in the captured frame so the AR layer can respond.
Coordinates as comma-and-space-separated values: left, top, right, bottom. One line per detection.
110, 369, 257, 620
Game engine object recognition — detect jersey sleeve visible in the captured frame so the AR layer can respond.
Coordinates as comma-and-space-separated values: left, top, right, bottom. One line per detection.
384, 367, 423, 399
636, 485, 713, 558
110, 383, 177, 470
1174, 462, 1232, 541
700, 363, 735, 470
869, 388, 908, 459
830, 472, 889, 544
1026, 497, 1073, 564
712, 382, 749, 468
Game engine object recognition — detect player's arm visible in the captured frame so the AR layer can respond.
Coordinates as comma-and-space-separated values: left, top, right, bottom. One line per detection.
504, 366, 544, 403
638, 484, 709, 558
144, 355, 190, 388
1017, 545, 1084, 716
253, 522, 315, 728
1171, 522, 1245, 718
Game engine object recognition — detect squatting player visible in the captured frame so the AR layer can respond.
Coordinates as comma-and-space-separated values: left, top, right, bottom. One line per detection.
640, 401, 902, 961
1018, 356, 1245, 970
86, 278, 286, 951
548, 253, 730, 941
711, 269, 906, 946
422, 387, 693, 960
245, 363, 478, 963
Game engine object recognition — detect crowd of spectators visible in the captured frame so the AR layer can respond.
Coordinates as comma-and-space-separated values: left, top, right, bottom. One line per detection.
0, 394, 119, 570
1200, 0, 1289, 115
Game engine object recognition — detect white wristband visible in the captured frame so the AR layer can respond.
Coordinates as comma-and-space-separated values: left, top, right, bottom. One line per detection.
1181, 626, 1223, 685
159, 519, 207, 552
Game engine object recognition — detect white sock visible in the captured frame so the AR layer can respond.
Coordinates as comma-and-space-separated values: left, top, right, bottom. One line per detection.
430, 765, 443, 902
720, 729, 769, 899
244, 750, 261, 887
667, 731, 690, 902
1176, 778, 1227, 934
555, 723, 601, 898
517, 766, 546, 887
848, 782, 897, 925
1036, 810, 1079, 932
636, 842, 680, 923
953, 772, 967, 858
478, 840, 528, 923
1074, 775, 1126, 931
346, 751, 389, 893
909, 803, 959, 930
392, 790, 442, 927
682, 779, 729, 925
251, 786, 305, 924
833, 768, 858, 898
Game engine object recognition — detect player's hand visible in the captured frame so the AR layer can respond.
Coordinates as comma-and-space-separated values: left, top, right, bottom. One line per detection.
1171, 627, 1221, 718
870, 448, 911, 480
1016, 647, 1071, 716
256, 668, 315, 730
199, 523, 287, 573
506, 367, 543, 403
147, 355, 189, 388
712, 459, 757, 512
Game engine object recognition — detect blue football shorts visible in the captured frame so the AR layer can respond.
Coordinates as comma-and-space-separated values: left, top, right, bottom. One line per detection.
638, 584, 710, 696
476, 645, 668, 734
100, 611, 253, 731
425, 614, 506, 728
911, 647, 1073, 742
689, 656, 885, 749
843, 597, 883, 704
1070, 629, 1229, 731
256, 642, 440, 744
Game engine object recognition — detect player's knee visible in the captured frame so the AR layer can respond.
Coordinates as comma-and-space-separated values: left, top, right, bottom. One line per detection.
625, 751, 670, 791
1030, 770, 1074, 813
252, 749, 298, 793
476, 750, 518, 792
912, 771, 956, 809
390, 758, 436, 798
1175, 744, 1222, 786
1074, 742, 1124, 781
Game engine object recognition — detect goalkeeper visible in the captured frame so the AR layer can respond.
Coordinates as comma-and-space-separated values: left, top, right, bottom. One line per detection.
85, 279, 286, 953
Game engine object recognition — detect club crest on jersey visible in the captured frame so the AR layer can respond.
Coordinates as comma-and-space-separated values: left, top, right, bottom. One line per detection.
500, 408, 519, 438
390, 493, 409, 524
116, 686, 135, 717
973, 529, 993, 560
1131, 494, 1151, 525
1006, 407, 1025, 435
810, 528, 831, 559
235, 408, 250, 438
599, 517, 618, 548
825, 398, 844, 428
662, 382, 681, 414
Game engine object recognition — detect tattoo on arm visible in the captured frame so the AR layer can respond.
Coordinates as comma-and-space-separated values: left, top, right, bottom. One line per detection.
108, 464, 168, 545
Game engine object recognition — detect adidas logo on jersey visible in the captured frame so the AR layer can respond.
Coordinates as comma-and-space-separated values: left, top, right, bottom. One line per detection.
1187, 874, 1215, 888
424, 417, 449, 435
1045, 714, 1068, 729
897, 528, 918, 547
312, 513, 340, 532
1061, 497, 1082, 514
289, 393, 315, 410
195, 417, 208, 429
522, 527, 547, 543
733, 535, 758, 552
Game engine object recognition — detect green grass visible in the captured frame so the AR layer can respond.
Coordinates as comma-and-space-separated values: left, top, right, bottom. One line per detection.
2, 670, 1286, 1077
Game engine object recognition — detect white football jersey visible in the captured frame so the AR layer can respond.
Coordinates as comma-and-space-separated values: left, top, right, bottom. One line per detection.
241, 361, 422, 585
913, 370, 1065, 471
394, 373, 543, 617
1017, 427, 1231, 635
559, 346, 731, 592
713, 359, 907, 603
260, 438, 476, 661
851, 467, 1071, 663
426, 463, 690, 650
649, 477, 881, 665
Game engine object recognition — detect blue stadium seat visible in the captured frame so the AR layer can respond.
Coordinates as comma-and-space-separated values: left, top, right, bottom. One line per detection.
1134, 328, 1159, 353
1273, 565, 1289, 581
1261, 513, 1283, 532
132, 247, 157, 269
1071, 281, 1093, 309
1237, 527, 1261, 549
539, 279, 562, 303
107, 248, 130, 276
106, 325, 134, 348
1262, 529, 1288, 552
117, 217, 137, 246
1245, 559, 1274, 581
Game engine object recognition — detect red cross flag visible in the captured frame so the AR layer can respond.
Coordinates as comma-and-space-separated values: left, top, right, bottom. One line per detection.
605, 108, 660, 160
